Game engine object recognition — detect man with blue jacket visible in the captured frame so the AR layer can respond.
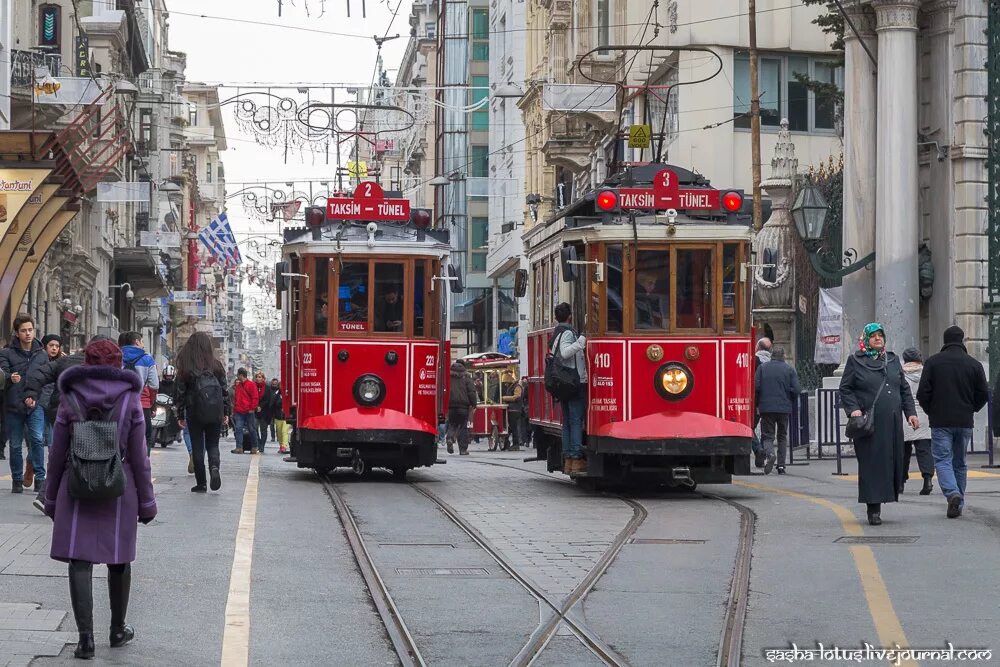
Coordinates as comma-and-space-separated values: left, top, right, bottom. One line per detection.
119, 332, 159, 453
754, 347, 801, 475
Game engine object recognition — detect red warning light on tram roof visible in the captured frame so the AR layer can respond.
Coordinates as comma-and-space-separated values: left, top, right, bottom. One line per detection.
596, 190, 619, 211
722, 191, 744, 212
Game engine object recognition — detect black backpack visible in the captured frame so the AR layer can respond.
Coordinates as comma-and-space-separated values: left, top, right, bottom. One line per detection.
65, 394, 128, 501
190, 371, 225, 424
544, 326, 581, 401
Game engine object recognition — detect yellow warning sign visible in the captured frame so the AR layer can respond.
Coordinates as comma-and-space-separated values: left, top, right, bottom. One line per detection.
628, 124, 651, 148
348, 161, 368, 179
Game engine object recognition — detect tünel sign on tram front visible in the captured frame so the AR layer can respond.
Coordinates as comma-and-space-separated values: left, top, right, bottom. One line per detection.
618, 169, 722, 211
326, 180, 411, 221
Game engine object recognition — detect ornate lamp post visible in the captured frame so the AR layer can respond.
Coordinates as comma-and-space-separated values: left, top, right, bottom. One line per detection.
792, 181, 874, 281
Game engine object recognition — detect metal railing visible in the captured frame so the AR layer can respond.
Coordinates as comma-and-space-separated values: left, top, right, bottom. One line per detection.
10, 50, 63, 86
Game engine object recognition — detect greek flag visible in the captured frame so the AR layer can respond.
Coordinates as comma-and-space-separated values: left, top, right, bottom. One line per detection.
198, 213, 241, 266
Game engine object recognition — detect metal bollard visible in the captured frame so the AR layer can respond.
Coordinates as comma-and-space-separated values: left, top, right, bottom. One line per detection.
832, 395, 848, 476
787, 392, 809, 467
985, 388, 1000, 469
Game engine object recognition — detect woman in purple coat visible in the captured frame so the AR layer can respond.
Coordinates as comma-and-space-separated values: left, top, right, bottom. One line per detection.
42, 339, 157, 660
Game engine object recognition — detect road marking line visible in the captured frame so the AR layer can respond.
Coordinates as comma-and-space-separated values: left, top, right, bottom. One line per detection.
221, 455, 261, 667
736, 480, 918, 667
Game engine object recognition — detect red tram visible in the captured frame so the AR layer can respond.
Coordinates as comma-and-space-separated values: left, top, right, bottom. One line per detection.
525, 164, 754, 487
277, 182, 454, 479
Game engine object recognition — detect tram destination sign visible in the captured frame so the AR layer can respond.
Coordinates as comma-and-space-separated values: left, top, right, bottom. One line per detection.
618, 187, 721, 211
326, 181, 411, 221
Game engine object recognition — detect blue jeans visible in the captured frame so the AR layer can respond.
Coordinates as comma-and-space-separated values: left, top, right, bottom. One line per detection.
931, 427, 971, 503
183, 427, 192, 454
43, 418, 53, 448
559, 394, 586, 459
233, 413, 259, 452
6, 408, 46, 483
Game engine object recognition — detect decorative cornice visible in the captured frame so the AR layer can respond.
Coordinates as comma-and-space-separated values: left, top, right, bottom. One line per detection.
872, 0, 920, 32
922, 0, 958, 15
842, 1, 877, 40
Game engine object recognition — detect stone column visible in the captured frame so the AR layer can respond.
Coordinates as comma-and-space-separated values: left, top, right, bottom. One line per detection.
839, 2, 878, 366
873, 0, 921, 350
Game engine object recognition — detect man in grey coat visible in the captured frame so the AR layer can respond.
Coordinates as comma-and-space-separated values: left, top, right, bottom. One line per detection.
754, 347, 801, 475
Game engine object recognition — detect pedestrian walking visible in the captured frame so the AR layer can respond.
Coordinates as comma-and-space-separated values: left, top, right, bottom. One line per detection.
548, 302, 587, 474
916, 326, 988, 519
754, 346, 800, 475
231, 368, 260, 455
271, 379, 290, 454
36, 335, 64, 447
838, 323, 919, 526
174, 332, 231, 493
254, 371, 276, 451
503, 376, 529, 451
900, 348, 935, 495
752, 337, 772, 468
0, 369, 7, 461
0, 314, 49, 495
42, 338, 157, 660
446, 361, 478, 455
118, 332, 159, 455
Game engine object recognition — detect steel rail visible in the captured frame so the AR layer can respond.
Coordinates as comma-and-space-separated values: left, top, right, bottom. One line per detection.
704, 494, 756, 667
410, 483, 641, 667
319, 474, 426, 667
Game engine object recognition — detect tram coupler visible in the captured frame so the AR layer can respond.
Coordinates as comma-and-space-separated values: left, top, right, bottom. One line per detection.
351, 451, 365, 476
671, 466, 696, 487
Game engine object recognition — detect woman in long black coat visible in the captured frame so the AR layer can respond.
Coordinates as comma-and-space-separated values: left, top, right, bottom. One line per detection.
838, 323, 920, 525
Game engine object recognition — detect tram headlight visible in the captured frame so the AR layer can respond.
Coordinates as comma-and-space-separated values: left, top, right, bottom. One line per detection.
353, 374, 386, 407
654, 362, 694, 401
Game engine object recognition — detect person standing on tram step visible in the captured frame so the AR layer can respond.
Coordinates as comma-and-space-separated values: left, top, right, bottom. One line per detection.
550, 302, 588, 475
118, 332, 159, 455
754, 347, 800, 476
231, 368, 260, 455
271, 379, 291, 454
175, 332, 231, 493
916, 325, 989, 519
752, 337, 772, 469
900, 348, 935, 495
42, 338, 157, 660
0, 314, 48, 495
838, 323, 919, 526
446, 361, 478, 455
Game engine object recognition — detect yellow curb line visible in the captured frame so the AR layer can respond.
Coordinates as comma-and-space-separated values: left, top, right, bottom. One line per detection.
736, 480, 918, 667
221, 454, 260, 666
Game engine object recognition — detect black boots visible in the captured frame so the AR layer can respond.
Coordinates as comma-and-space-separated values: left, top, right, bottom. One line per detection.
920, 474, 934, 496
11, 479, 22, 493
866, 503, 882, 526
209, 466, 221, 491
109, 563, 134, 648
68, 561, 94, 659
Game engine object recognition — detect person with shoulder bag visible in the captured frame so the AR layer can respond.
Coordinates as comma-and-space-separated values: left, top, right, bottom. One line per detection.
446, 361, 478, 454
546, 303, 588, 475
838, 323, 919, 526
42, 338, 157, 660
174, 333, 231, 493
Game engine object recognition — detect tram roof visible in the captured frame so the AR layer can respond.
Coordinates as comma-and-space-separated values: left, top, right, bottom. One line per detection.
282, 221, 452, 256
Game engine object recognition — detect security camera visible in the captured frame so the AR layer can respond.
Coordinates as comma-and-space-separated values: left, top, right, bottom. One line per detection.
126, 289, 135, 300
366, 222, 378, 234
666, 208, 678, 222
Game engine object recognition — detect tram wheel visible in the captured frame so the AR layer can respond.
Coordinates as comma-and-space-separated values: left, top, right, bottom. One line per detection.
391, 467, 407, 481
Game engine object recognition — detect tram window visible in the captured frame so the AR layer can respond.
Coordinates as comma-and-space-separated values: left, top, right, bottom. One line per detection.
374, 263, 406, 333
634, 250, 670, 331
533, 262, 542, 330
723, 244, 740, 333
289, 256, 301, 340
414, 262, 426, 337
675, 248, 715, 330
606, 245, 624, 333
542, 259, 551, 326
338, 262, 369, 332
313, 257, 330, 336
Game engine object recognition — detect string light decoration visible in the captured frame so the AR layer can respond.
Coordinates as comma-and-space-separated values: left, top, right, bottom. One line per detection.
277, 0, 328, 18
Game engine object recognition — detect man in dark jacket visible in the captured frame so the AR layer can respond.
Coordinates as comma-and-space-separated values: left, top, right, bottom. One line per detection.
0, 314, 49, 493
754, 347, 801, 475
917, 325, 989, 518
447, 361, 478, 455
751, 337, 772, 468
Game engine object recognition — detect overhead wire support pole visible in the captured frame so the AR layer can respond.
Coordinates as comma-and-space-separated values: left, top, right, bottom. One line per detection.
749, 0, 763, 231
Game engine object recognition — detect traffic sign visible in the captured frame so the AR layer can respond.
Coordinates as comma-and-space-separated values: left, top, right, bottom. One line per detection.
327, 181, 412, 221
628, 124, 651, 148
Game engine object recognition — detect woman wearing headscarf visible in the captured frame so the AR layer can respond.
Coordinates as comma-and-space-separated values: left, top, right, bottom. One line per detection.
42, 339, 156, 659
900, 348, 935, 495
838, 323, 919, 525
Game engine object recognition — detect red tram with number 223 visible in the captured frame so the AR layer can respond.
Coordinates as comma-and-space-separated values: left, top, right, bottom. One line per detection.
277, 182, 457, 480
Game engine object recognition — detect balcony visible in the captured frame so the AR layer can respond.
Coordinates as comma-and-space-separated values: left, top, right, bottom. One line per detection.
10, 50, 63, 87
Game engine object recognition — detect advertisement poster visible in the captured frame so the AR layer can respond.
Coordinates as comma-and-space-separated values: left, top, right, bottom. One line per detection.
815, 287, 843, 365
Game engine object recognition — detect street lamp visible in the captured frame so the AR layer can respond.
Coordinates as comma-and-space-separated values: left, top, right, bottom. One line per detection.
792, 181, 875, 280
492, 83, 525, 100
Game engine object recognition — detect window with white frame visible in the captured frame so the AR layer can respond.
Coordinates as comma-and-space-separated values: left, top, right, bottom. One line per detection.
733, 52, 843, 133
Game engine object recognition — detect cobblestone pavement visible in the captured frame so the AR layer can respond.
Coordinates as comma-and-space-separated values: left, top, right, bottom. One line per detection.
411, 459, 636, 601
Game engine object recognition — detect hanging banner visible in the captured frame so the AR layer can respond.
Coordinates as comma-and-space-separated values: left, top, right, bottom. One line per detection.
814, 286, 843, 365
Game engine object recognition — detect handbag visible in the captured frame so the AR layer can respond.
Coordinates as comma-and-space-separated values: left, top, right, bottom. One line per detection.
845, 360, 887, 440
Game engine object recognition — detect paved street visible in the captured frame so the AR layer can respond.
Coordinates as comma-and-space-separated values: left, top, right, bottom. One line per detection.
2, 439, 1000, 666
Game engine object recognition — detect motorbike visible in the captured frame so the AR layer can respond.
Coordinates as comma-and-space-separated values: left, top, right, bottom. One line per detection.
151, 394, 182, 448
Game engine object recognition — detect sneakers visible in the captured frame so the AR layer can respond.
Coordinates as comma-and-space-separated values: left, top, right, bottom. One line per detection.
188, 456, 195, 474
191, 485, 207, 493
776, 466, 786, 475
33, 495, 45, 514
946, 494, 962, 519
209, 467, 221, 491
763, 453, 776, 475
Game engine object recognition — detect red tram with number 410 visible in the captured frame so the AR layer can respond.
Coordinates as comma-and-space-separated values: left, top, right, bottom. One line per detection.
276, 182, 460, 480
525, 164, 755, 488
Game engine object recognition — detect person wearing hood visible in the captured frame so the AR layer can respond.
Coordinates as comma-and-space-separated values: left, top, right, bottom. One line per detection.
754, 347, 800, 475
916, 326, 988, 519
839, 323, 919, 526
42, 338, 157, 659
118, 332, 159, 454
447, 361, 478, 455
0, 314, 49, 494
751, 337, 772, 468
900, 348, 934, 495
